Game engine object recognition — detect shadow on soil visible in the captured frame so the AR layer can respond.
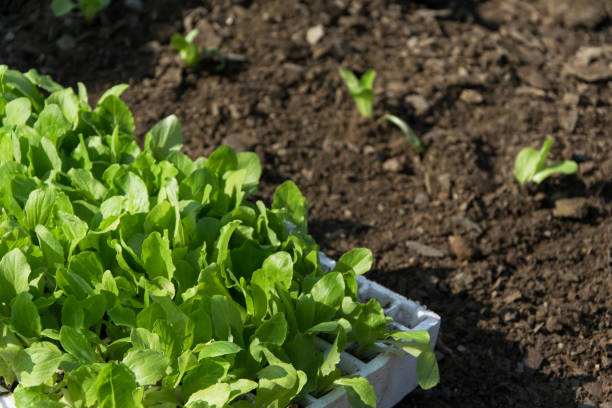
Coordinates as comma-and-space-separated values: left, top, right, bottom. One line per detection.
0, 0, 201, 91
369, 265, 593, 408
310, 218, 373, 251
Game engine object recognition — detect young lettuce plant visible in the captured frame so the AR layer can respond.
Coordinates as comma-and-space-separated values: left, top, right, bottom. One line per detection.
0, 66, 438, 408
51, 0, 111, 22
339, 67, 423, 153
514, 138, 578, 184
338, 68, 376, 118
171, 29, 226, 71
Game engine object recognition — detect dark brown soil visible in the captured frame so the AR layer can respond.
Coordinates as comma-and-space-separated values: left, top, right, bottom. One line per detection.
2, 0, 611, 407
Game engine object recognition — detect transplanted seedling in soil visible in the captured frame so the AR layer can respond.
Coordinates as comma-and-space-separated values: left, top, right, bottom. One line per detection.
51, 0, 111, 22
338, 68, 376, 119
171, 29, 226, 71
338, 68, 424, 153
514, 138, 578, 185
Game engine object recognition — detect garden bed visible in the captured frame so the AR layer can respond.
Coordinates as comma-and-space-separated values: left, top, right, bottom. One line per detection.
1, 0, 611, 406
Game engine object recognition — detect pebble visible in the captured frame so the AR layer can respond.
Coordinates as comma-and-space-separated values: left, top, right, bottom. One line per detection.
563, 0, 609, 28
553, 198, 588, 219
503, 289, 522, 304
195, 20, 222, 48
574, 46, 606, 67
306, 24, 324, 45
437, 173, 452, 199
404, 94, 431, 116
562, 92, 580, 106
386, 81, 409, 95
159, 67, 182, 88
601, 158, 612, 175
459, 89, 483, 104
565, 63, 612, 83
501, 309, 517, 322
559, 108, 578, 132
362, 145, 376, 155
140, 40, 161, 54
450, 271, 474, 288
524, 347, 544, 370
518, 67, 551, 90
515, 86, 546, 98
451, 215, 483, 234
414, 191, 429, 206
123, 0, 142, 11
546, 315, 562, 332
448, 235, 475, 260
382, 158, 402, 172
583, 382, 603, 401
405, 240, 445, 258
56, 34, 76, 51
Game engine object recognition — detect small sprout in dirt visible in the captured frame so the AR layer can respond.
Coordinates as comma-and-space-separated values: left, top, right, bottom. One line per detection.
171, 29, 226, 71
338, 68, 376, 118
514, 138, 578, 185
378, 113, 424, 154
171, 29, 201, 69
51, 0, 111, 22
339, 67, 424, 153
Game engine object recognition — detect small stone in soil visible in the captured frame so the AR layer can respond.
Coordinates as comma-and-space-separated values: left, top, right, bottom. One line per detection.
452, 215, 483, 234
382, 158, 402, 172
450, 271, 474, 289
518, 67, 551, 90
559, 108, 578, 132
524, 347, 544, 370
501, 309, 517, 322
503, 289, 522, 304
459, 89, 483, 104
437, 173, 452, 199
405, 240, 445, 258
546, 316, 563, 332
553, 198, 588, 219
583, 382, 603, 401
448, 235, 476, 260
124, 0, 143, 11
56, 34, 76, 51
414, 191, 429, 206
306, 25, 324, 45
404, 94, 431, 116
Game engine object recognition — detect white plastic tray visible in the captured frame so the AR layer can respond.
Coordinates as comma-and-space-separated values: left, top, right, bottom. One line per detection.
0, 255, 440, 408
0, 393, 11, 408
304, 254, 440, 408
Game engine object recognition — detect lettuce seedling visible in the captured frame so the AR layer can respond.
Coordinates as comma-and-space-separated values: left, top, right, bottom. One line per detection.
171, 29, 201, 69
171, 29, 226, 71
338, 68, 376, 118
51, 0, 111, 22
339, 67, 424, 153
379, 113, 424, 153
514, 138, 578, 184
0, 66, 438, 408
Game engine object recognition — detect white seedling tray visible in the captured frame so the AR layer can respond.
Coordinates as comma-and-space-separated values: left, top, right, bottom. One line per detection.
0, 391, 11, 408
0, 255, 440, 408
305, 254, 440, 408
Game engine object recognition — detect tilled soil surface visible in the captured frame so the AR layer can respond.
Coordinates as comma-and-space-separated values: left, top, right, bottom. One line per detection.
2, 0, 611, 407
